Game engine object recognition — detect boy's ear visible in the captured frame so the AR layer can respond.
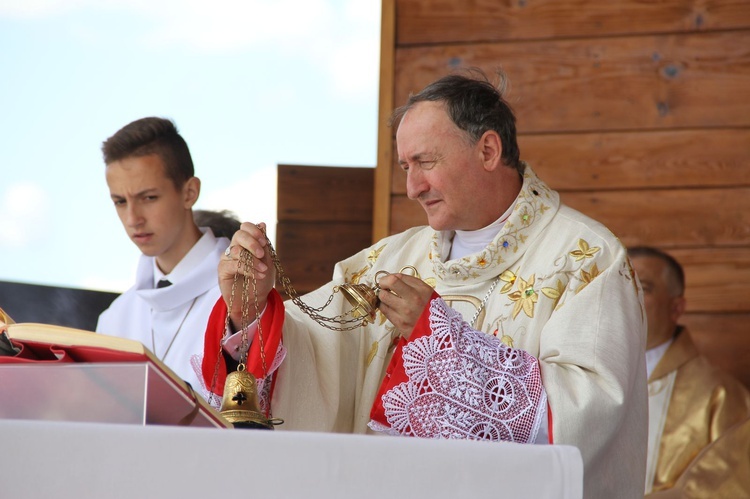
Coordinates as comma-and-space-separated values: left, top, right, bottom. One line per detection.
183, 177, 201, 208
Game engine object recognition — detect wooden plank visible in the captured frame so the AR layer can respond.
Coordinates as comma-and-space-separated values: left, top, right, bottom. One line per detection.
274, 221, 373, 295
396, 0, 750, 45
394, 30, 750, 133
390, 129, 750, 194
391, 187, 750, 247
666, 248, 750, 314
684, 313, 750, 390
277, 165, 374, 222
561, 187, 750, 247
519, 129, 750, 191
374, 0, 398, 242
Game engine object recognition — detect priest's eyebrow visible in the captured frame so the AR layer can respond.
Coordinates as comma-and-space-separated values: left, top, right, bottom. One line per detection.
399, 152, 437, 168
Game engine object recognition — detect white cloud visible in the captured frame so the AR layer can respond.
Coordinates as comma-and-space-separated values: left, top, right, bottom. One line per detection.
1, 0, 381, 99
327, 34, 380, 99
198, 164, 278, 244
0, 0, 343, 52
0, 0, 87, 18
137, 0, 335, 53
0, 182, 50, 248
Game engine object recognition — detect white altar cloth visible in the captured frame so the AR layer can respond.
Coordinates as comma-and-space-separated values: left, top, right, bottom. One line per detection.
0, 419, 583, 499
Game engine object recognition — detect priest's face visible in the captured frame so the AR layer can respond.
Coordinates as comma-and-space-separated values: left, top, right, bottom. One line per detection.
396, 101, 504, 231
105, 154, 199, 272
630, 255, 686, 350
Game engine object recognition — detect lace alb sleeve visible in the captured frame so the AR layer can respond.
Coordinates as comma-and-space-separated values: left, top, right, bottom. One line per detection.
369, 297, 546, 443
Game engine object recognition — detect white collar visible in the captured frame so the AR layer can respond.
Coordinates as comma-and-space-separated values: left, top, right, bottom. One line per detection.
448, 201, 516, 261
153, 227, 216, 287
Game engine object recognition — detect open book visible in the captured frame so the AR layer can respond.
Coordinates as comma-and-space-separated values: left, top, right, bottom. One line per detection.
0, 317, 230, 428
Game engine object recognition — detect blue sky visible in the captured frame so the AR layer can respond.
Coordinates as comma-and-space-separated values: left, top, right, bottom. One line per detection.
0, 0, 381, 292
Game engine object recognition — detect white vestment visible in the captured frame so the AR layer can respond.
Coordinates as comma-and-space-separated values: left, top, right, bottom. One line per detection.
97, 228, 228, 395
206, 165, 648, 499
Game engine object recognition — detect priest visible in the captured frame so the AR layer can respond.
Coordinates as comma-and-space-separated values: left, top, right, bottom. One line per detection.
203, 70, 648, 499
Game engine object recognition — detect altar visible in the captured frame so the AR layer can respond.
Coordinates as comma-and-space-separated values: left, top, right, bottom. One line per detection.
1, 419, 583, 499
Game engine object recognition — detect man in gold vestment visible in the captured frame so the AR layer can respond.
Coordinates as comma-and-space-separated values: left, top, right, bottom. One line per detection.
629, 246, 750, 496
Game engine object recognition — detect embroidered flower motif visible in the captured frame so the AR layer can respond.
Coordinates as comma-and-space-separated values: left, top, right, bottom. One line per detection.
508, 274, 538, 319
367, 244, 386, 264
499, 270, 517, 293
576, 263, 601, 293
347, 265, 369, 284
541, 279, 566, 310
570, 239, 601, 261
519, 207, 532, 226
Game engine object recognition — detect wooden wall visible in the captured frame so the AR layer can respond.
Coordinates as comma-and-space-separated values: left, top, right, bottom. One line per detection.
275, 165, 374, 295
373, 0, 750, 387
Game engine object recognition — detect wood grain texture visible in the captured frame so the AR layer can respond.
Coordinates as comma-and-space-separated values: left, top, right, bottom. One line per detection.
666, 247, 750, 314
274, 221, 373, 295
560, 188, 750, 247
278, 164, 374, 223
276, 165, 375, 294
374, 0, 397, 242
685, 313, 750, 389
394, 30, 750, 133
396, 0, 750, 45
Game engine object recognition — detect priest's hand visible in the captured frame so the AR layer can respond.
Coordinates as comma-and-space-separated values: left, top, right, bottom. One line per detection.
376, 273, 433, 339
219, 222, 276, 331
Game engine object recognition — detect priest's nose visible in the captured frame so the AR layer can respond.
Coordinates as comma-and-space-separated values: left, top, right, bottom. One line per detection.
406, 167, 428, 200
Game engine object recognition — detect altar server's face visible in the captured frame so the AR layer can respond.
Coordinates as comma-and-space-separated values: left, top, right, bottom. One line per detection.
106, 154, 198, 265
396, 101, 502, 231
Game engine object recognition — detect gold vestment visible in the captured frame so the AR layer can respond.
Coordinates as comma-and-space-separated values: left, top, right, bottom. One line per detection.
646, 327, 750, 495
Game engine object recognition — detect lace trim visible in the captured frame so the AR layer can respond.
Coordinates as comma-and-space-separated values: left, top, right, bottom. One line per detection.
369, 298, 546, 442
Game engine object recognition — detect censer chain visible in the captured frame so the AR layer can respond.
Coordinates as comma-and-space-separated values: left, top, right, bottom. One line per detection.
263, 231, 374, 332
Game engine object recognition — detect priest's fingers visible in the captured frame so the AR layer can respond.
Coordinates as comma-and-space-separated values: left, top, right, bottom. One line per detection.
377, 273, 433, 337
218, 222, 276, 327
229, 222, 270, 265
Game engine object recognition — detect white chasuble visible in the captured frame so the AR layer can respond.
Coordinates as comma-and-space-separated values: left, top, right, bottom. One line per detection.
206, 165, 648, 499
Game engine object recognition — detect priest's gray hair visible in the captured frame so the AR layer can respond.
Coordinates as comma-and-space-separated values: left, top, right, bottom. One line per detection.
389, 68, 522, 175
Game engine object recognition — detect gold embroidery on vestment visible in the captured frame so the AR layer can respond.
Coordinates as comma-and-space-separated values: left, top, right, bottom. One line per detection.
576, 263, 601, 293
508, 274, 538, 319
541, 279, 565, 310
366, 341, 378, 367
367, 245, 385, 264
570, 239, 601, 261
